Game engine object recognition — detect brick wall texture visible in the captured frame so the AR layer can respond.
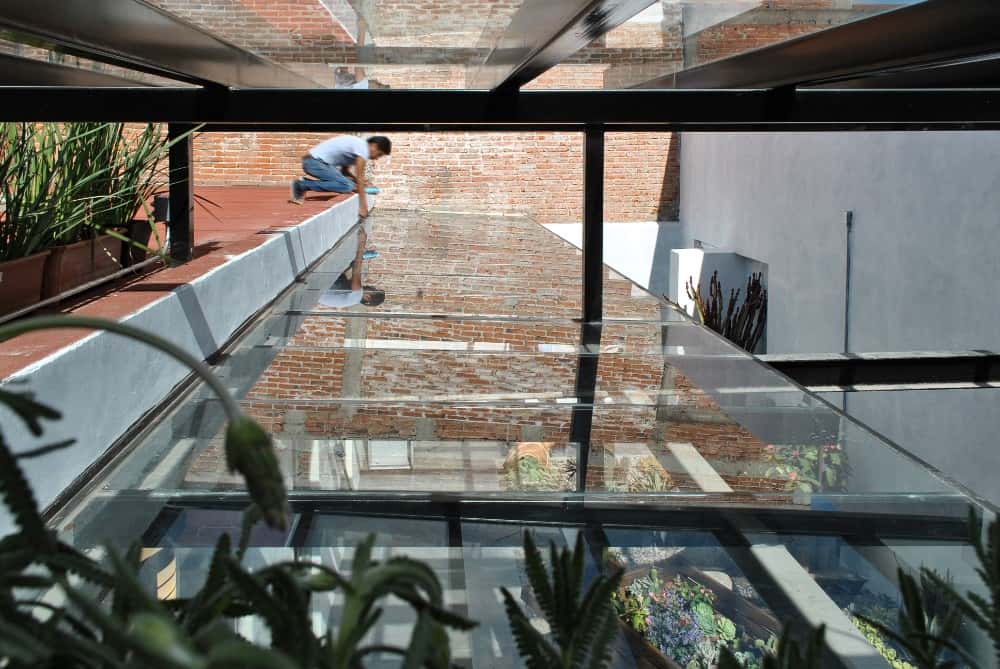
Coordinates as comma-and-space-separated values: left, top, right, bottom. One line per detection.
181, 210, 786, 496
5, 1, 885, 224
151, 0, 880, 223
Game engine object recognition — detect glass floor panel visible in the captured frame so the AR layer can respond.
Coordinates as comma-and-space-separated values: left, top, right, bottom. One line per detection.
50, 208, 994, 668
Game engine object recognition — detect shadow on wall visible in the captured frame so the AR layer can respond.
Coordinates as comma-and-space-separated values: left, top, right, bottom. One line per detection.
657, 133, 681, 222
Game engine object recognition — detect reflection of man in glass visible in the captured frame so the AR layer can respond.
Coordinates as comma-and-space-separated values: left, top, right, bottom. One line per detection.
320, 228, 385, 309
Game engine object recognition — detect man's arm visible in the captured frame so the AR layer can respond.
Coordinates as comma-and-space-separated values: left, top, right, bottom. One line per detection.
349, 228, 367, 290
355, 156, 369, 217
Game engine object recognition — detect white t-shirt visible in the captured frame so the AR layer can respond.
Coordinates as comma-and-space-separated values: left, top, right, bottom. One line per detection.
309, 136, 370, 168
320, 289, 363, 308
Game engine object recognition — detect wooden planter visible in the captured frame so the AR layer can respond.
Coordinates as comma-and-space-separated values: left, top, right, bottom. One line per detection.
42, 234, 121, 298
617, 561, 781, 668
0, 251, 51, 315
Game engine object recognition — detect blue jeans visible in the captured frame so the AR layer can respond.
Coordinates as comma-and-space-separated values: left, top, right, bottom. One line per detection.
296, 156, 355, 195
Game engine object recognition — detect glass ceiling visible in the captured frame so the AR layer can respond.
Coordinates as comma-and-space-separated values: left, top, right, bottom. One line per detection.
1, 0, 926, 90
52, 206, 992, 667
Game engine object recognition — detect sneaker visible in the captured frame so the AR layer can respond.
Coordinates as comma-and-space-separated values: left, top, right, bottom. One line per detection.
288, 180, 303, 204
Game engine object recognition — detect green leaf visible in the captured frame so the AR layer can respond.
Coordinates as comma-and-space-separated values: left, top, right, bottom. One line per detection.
501, 587, 561, 669
402, 611, 435, 669
521, 531, 557, 631
0, 617, 53, 663
224, 417, 288, 531
205, 641, 299, 669
223, 557, 288, 641
237, 504, 261, 563
126, 612, 204, 669
0, 432, 53, 551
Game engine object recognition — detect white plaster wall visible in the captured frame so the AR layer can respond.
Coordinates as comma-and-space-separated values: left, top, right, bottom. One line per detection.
679, 131, 1000, 504
0, 197, 360, 534
543, 222, 684, 296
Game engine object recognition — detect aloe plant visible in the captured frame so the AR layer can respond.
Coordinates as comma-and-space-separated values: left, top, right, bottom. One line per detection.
0, 315, 474, 669
502, 531, 623, 668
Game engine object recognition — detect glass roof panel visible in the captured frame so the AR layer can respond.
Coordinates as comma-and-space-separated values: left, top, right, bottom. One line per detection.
45, 204, 993, 668
0, 36, 187, 86
525, 0, 924, 90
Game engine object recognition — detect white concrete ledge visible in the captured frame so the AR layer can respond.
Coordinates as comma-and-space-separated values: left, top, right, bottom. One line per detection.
0, 196, 361, 534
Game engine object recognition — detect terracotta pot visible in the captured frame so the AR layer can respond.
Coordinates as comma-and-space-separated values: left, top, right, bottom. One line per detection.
42, 234, 121, 298
0, 250, 51, 315
503, 441, 553, 471
120, 219, 154, 267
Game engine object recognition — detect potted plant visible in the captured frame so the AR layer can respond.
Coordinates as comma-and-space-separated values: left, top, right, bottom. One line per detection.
606, 455, 678, 493
41, 123, 174, 297
612, 565, 781, 669
0, 123, 59, 313
0, 122, 185, 312
502, 441, 573, 491
760, 443, 850, 494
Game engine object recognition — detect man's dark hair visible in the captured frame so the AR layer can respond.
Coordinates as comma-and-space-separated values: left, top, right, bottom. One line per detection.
362, 286, 386, 307
367, 136, 391, 155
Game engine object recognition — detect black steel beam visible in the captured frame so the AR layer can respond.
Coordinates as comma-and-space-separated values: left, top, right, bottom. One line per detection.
475, 0, 655, 91
0, 52, 152, 87
759, 351, 1000, 392
816, 55, 1000, 90
2, 88, 1000, 130
637, 0, 1000, 90
167, 124, 195, 262
571, 323, 602, 491
0, 0, 318, 88
129, 493, 975, 543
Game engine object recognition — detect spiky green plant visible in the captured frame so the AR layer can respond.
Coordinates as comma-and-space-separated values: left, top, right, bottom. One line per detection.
0, 315, 474, 669
921, 509, 1000, 668
502, 531, 623, 668
719, 624, 825, 669
855, 569, 970, 669
0, 122, 190, 262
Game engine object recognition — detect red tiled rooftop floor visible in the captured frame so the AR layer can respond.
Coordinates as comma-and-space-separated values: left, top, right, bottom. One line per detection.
0, 187, 350, 379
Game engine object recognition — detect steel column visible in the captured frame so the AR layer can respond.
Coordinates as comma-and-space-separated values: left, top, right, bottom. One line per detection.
168, 124, 195, 262
583, 126, 604, 322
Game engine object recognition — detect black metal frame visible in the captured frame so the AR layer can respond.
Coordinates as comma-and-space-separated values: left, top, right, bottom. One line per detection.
4, 88, 1000, 128
0, 0, 318, 88
636, 0, 1000, 90
475, 0, 657, 91
132, 493, 974, 546
0, 52, 151, 87
167, 124, 195, 262
761, 351, 1000, 392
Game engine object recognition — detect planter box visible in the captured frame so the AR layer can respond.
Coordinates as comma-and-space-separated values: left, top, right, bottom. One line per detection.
42, 235, 121, 298
616, 560, 781, 668
0, 251, 51, 315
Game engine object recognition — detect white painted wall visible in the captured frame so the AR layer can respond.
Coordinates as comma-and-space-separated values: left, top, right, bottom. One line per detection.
0, 197, 361, 534
679, 131, 1000, 505
543, 222, 684, 296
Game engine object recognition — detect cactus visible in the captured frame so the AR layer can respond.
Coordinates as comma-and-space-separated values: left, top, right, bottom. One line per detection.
685, 271, 768, 353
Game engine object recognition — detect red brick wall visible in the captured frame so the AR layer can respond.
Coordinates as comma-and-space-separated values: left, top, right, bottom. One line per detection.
192, 131, 679, 223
